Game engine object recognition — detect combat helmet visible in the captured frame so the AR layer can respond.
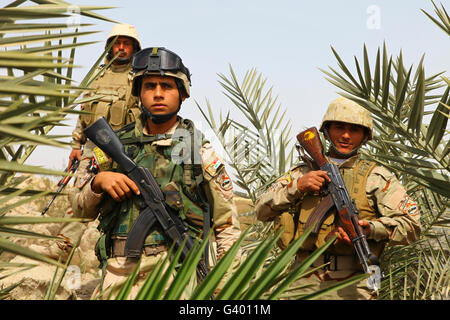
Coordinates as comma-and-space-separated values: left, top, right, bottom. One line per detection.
106, 23, 141, 63
320, 96, 373, 156
131, 47, 191, 123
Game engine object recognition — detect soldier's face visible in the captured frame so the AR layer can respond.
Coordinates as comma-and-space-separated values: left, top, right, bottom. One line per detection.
140, 75, 185, 116
327, 122, 366, 156
112, 36, 134, 62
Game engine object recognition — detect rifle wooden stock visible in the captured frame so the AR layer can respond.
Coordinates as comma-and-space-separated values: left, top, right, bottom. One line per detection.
296, 127, 328, 167
337, 208, 359, 240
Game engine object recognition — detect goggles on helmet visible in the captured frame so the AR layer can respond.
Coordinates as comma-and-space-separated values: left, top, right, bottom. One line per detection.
132, 47, 191, 83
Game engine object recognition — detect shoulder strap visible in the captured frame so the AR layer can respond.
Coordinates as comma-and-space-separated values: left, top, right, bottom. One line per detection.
181, 119, 211, 267
357, 159, 377, 177
115, 121, 136, 135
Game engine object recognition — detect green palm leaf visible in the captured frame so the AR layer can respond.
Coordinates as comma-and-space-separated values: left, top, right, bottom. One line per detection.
197, 65, 295, 201
421, 0, 450, 36
321, 2, 449, 299
0, 1, 115, 299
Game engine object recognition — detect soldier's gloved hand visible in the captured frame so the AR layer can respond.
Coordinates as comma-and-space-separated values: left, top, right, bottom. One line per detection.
92, 171, 140, 202
68, 148, 82, 169
296, 170, 331, 193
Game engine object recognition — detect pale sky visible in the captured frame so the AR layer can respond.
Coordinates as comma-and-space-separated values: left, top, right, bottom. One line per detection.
24, 0, 450, 171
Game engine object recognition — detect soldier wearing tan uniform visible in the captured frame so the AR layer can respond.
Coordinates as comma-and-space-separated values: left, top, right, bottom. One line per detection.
255, 97, 421, 299
69, 23, 142, 167
71, 47, 241, 299
32, 24, 142, 261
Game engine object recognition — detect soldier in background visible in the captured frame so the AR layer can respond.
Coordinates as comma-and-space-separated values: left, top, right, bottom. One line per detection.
33, 24, 141, 261
71, 47, 241, 298
255, 97, 421, 299
68, 23, 141, 167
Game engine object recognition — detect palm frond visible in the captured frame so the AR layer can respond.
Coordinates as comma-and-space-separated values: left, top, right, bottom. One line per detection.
196, 65, 296, 201
323, 43, 449, 198
323, 20, 449, 299
113, 229, 353, 300
421, 0, 450, 36
0, 1, 114, 296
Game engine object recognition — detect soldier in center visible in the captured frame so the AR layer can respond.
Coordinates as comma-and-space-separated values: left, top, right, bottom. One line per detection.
71, 47, 241, 298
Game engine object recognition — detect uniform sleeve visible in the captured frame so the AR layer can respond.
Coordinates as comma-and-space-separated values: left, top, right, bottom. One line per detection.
366, 166, 421, 245
255, 165, 308, 222
71, 68, 102, 149
71, 114, 87, 150
201, 143, 241, 260
70, 148, 105, 220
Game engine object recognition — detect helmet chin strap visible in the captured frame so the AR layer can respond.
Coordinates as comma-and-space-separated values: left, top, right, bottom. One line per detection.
323, 128, 368, 158
140, 104, 180, 124
114, 56, 132, 65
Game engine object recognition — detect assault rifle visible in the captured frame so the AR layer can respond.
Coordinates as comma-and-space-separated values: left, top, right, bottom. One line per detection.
41, 158, 80, 216
296, 127, 381, 291
84, 117, 208, 281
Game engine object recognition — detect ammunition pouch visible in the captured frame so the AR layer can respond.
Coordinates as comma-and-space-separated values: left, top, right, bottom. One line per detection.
109, 100, 126, 129
273, 211, 296, 250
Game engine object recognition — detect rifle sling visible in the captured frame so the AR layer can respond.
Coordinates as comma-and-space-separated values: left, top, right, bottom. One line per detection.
304, 193, 335, 234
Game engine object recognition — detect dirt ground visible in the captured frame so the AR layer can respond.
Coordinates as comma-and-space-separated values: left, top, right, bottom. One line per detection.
0, 174, 256, 300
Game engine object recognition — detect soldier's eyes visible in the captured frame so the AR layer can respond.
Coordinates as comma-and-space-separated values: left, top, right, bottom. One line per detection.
161, 83, 174, 89
143, 83, 156, 89
142, 82, 175, 90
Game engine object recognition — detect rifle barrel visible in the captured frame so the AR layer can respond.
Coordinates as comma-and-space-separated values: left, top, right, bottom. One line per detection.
41, 159, 79, 216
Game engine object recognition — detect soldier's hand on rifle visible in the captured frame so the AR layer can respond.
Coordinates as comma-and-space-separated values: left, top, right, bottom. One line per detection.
297, 170, 331, 193
68, 148, 82, 169
358, 220, 374, 238
330, 220, 374, 246
92, 171, 141, 202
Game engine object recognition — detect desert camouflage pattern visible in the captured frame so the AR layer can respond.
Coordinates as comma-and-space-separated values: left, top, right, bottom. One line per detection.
71, 63, 139, 149
256, 155, 420, 245
255, 154, 421, 299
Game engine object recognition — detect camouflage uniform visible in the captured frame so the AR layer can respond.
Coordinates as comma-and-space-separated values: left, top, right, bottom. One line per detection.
54, 24, 141, 254
71, 115, 241, 299
255, 97, 421, 300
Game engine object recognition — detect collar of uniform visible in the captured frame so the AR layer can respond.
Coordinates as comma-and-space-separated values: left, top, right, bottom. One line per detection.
110, 61, 132, 73
137, 116, 182, 146
326, 153, 360, 168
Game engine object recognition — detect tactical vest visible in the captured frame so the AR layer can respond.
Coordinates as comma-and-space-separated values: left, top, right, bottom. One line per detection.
96, 119, 210, 252
80, 64, 139, 130
292, 159, 384, 257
